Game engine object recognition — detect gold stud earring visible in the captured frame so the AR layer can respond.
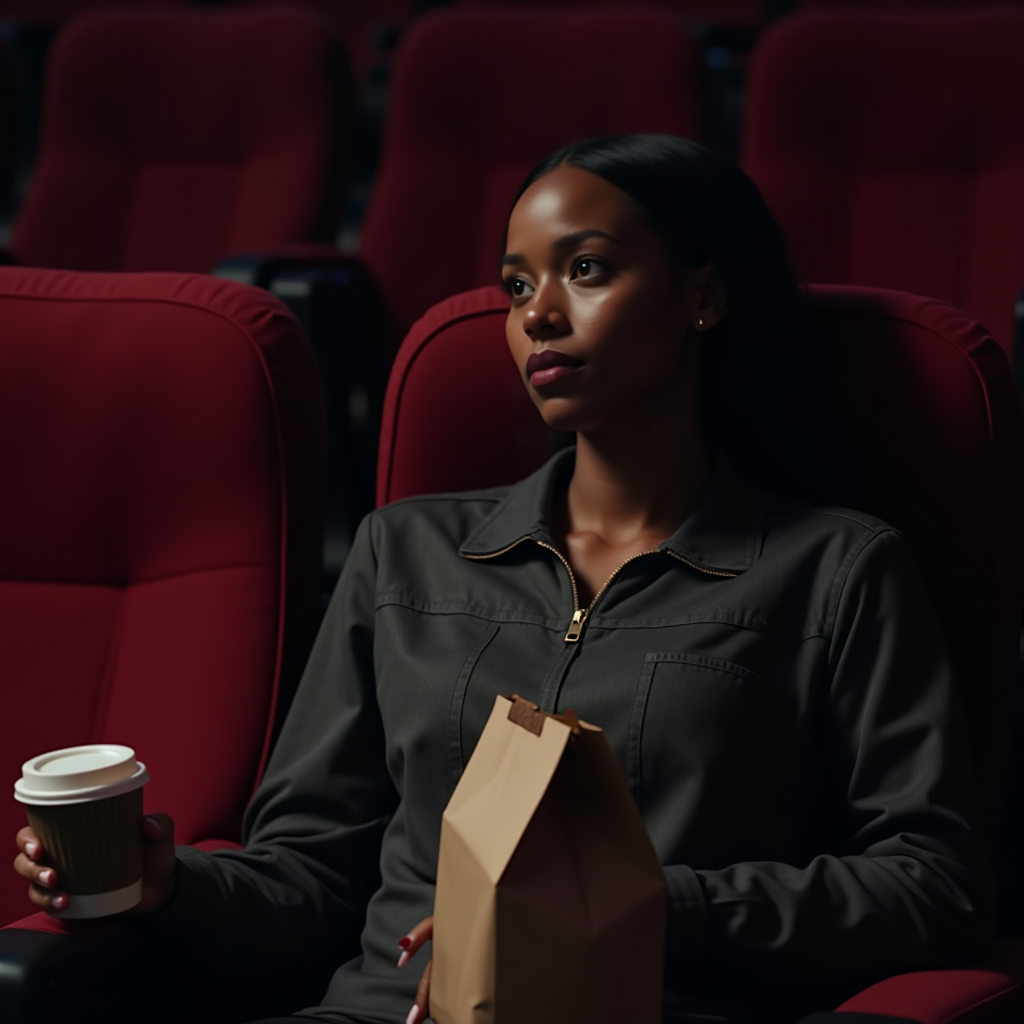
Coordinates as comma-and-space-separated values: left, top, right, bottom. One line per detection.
695, 317, 704, 329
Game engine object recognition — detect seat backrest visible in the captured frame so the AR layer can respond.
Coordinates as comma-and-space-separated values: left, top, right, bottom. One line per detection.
742, 9, 1024, 360
457, 0, 763, 18
12, 7, 350, 273
0, 268, 324, 926
797, 0, 1021, 7
357, 7, 703, 343
377, 284, 1023, 839
222, 0, 418, 92
0, 1, 186, 23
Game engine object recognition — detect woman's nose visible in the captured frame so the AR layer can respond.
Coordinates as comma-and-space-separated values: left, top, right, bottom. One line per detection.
523, 296, 569, 341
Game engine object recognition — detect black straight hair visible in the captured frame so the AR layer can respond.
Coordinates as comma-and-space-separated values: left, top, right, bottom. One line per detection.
509, 134, 850, 505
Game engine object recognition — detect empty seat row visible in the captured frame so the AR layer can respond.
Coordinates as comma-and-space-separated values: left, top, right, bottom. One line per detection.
5, 4, 1024, 582
8, 5, 1024, 349
6, 6, 1024, 353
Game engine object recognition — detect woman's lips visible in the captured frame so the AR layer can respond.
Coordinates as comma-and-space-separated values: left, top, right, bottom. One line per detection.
526, 349, 585, 387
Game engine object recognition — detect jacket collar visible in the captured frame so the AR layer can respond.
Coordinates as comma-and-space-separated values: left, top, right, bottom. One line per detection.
459, 447, 764, 575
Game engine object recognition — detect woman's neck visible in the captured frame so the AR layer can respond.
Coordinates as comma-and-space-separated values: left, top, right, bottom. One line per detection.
563, 413, 711, 548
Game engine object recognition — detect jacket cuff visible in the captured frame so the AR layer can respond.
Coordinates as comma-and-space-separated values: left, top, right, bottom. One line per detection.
664, 864, 709, 955
136, 846, 215, 927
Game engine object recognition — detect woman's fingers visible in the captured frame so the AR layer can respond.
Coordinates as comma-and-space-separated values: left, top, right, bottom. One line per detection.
407, 957, 432, 1024
397, 917, 433, 1024
16, 826, 40, 862
14, 814, 179, 918
13, 827, 68, 910
129, 812, 178, 915
397, 914, 434, 966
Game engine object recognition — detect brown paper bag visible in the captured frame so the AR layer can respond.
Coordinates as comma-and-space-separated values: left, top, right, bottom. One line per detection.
430, 694, 666, 1024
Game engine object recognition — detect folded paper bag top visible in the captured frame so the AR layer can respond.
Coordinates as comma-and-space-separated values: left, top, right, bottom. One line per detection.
431, 694, 667, 1024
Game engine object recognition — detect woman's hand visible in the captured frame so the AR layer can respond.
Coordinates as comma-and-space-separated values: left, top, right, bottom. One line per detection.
13, 812, 179, 916
397, 915, 433, 1024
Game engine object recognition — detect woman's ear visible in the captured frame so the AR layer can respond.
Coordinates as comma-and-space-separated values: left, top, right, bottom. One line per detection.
691, 264, 727, 331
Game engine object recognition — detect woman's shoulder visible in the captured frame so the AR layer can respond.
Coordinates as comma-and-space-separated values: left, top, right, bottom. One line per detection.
764, 489, 896, 539
708, 453, 905, 576
366, 482, 521, 555
757, 485, 914, 591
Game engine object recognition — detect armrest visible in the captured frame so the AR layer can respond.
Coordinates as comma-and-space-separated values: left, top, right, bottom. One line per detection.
833, 936, 1024, 1024
0, 916, 142, 1024
0, 890, 337, 1024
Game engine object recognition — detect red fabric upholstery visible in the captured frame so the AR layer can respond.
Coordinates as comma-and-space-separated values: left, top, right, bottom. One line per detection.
12, 7, 350, 273
836, 936, 1024, 1023
377, 283, 1024, 1019
742, 10, 1024, 360
376, 286, 554, 505
223, 0, 418, 92
0, 1, 185, 24
458, 0, 763, 20
799, 1, 1023, 8
0, 268, 324, 927
357, 7, 702, 342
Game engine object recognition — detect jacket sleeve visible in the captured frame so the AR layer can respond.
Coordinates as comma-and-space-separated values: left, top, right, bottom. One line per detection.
664, 528, 995, 981
146, 512, 399, 969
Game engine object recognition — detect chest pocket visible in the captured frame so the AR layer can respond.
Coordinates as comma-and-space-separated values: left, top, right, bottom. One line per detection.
629, 652, 795, 817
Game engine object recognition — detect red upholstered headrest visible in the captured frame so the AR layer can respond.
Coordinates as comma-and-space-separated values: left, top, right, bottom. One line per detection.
378, 284, 1024, 834
13, 6, 350, 273
358, 7, 702, 340
743, 9, 1024, 360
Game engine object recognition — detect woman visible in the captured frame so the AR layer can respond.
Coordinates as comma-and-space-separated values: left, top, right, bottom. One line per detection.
14, 136, 993, 1024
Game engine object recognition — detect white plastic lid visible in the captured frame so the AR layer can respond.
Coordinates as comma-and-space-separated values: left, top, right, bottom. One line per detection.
14, 745, 149, 805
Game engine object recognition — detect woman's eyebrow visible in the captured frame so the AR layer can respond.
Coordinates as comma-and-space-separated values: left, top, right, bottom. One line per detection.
501, 229, 622, 268
552, 228, 621, 252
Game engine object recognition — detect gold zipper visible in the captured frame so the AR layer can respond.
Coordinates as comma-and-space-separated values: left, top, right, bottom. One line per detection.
537, 541, 669, 643
467, 537, 590, 641
463, 537, 532, 562
664, 550, 739, 579
467, 538, 737, 644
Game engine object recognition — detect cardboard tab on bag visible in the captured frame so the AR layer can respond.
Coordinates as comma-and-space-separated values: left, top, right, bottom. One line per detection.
431, 694, 666, 1024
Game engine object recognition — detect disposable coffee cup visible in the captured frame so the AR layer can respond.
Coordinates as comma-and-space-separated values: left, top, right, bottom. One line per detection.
14, 744, 149, 918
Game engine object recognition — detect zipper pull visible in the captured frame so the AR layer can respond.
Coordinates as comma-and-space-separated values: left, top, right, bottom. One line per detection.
564, 608, 587, 643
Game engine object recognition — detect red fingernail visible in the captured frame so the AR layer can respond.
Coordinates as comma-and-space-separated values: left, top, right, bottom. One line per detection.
25, 841, 38, 858
52, 894, 67, 910
398, 936, 411, 948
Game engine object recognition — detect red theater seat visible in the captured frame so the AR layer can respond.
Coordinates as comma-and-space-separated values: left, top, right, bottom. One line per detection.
10, 6, 350, 274
798, 0, 1023, 8
222, 0, 418, 95
357, 6, 703, 343
458, 0, 763, 21
0, 1, 186, 24
377, 284, 1024, 1022
742, 9, 1024, 360
0, 268, 324, 930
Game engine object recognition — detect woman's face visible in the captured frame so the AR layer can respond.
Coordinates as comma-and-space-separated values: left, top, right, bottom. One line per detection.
502, 164, 720, 435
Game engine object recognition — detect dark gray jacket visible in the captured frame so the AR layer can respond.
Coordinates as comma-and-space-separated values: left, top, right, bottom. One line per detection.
165, 450, 993, 1023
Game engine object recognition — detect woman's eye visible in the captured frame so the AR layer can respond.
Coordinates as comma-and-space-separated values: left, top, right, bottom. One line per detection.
571, 257, 606, 281
505, 277, 533, 298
